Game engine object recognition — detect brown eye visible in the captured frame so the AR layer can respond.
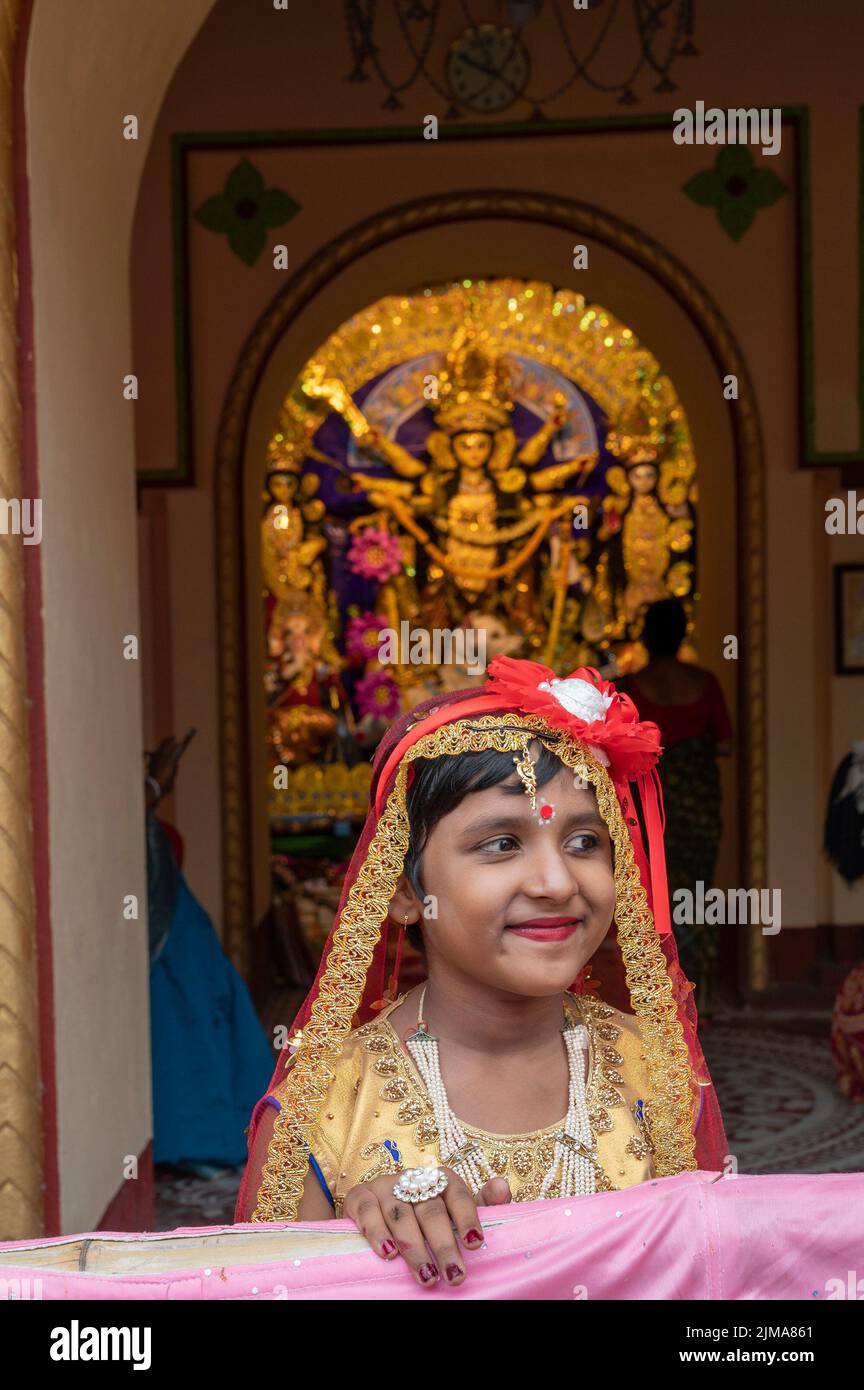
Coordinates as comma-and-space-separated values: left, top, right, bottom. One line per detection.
479, 836, 519, 854
568, 834, 600, 853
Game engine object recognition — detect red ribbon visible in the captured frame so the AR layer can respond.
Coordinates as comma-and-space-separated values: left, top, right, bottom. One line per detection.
626, 769, 672, 937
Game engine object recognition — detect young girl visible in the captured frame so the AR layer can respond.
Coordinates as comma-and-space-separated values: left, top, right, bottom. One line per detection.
235, 657, 727, 1290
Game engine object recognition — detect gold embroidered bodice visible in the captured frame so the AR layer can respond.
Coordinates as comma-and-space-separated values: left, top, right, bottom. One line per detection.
276, 991, 656, 1210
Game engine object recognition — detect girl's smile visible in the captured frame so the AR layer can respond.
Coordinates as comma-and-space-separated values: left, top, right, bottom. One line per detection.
504, 918, 586, 941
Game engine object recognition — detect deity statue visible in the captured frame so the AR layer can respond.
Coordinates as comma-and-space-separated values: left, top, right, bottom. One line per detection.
591, 425, 695, 642
265, 592, 346, 767
302, 322, 597, 614
261, 462, 333, 680
259, 278, 703, 872
435, 609, 524, 694
261, 464, 328, 606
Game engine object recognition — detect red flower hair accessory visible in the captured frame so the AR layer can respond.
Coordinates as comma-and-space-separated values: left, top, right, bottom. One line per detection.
483, 655, 662, 781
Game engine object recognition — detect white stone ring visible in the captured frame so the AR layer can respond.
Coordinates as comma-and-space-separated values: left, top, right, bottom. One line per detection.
392, 1165, 449, 1204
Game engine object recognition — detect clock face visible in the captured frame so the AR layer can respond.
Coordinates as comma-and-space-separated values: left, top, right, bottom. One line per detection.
447, 25, 530, 114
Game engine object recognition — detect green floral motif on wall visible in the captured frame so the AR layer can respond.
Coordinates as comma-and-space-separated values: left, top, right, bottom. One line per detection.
194, 159, 301, 266
683, 147, 787, 241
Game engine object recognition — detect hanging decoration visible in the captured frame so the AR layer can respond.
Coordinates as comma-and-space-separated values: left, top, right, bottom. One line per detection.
342, 0, 700, 115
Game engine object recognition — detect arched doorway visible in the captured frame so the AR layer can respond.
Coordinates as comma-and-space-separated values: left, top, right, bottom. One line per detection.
214, 191, 765, 996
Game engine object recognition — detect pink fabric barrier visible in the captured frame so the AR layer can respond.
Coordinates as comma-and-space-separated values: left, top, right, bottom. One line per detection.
1, 1171, 862, 1301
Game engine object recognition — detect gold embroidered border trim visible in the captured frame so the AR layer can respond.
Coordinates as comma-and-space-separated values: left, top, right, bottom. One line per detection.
251, 713, 696, 1221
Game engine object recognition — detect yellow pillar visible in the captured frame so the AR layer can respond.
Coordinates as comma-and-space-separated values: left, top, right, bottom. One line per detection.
0, 0, 44, 1240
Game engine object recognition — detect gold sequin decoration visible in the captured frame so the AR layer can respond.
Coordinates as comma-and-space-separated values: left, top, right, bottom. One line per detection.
358, 1140, 398, 1185
372, 1057, 398, 1076
591, 1003, 617, 1018
379, 1076, 409, 1101
626, 1133, 653, 1161
517, 1177, 542, 1202
415, 1116, 439, 1145
511, 1148, 534, 1177
537, 1138, 556, 1169
595, 1022, 623, 1042
395, 1100, 424, 1124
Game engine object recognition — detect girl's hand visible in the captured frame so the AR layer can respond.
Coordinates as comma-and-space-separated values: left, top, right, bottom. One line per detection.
342, 1168, 511, 1289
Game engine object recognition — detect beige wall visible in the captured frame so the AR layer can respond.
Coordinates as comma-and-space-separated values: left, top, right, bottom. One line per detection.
25, 0, 216, 1233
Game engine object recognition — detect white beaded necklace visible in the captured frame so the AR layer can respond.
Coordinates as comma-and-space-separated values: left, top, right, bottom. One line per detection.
405, 985, 599, 1199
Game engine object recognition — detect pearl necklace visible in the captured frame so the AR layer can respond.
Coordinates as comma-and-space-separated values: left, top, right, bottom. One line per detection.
405, 985, 599, 1199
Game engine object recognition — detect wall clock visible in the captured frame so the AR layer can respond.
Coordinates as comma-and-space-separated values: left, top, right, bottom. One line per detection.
446, 25, 531, 114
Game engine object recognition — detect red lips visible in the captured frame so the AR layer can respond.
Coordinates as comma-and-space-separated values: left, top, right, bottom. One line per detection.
505, 918, 584, 942
508, 916, 581, 929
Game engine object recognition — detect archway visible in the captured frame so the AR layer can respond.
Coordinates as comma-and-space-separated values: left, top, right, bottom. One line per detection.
214, 190, 765, 995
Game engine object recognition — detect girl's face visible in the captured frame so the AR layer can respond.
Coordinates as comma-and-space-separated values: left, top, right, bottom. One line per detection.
398, 747, 615, 998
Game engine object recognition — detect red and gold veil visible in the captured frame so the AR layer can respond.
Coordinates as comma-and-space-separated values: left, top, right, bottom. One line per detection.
237, 657, 728, 1222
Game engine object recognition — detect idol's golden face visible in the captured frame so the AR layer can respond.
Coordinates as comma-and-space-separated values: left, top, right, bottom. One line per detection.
405, 748, 615, 999
269, 475, 297, 504
630, 463, 658, 495
452, 431, 493, 469
284, 616, 322, 660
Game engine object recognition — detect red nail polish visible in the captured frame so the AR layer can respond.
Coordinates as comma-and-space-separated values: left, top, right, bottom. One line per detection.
419, 1263, 438, 1283
445, 1263, 463, 1282
381, 1239, 397, 1256
465, 1228, 483, 1244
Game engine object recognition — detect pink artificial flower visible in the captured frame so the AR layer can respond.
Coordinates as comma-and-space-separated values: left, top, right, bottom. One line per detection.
345, 612, 388, 663
354, 669, 401, 721
347, 527, 402, 582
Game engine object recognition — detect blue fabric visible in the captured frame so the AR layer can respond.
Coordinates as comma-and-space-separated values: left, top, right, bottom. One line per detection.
145, 811, 179, 964
149, 875, 274, 1166
306, 1148, 335, 1210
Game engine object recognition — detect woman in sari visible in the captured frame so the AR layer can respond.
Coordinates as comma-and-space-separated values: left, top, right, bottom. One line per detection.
619, 600, 733, 1013
236, 656, 727, 1289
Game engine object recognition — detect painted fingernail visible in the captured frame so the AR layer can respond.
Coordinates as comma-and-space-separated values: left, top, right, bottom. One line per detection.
445, 1263, 463, 1282
418, 1263, 438, 1284
381, 1239, 397, 1256
465, 1228, 483, 1245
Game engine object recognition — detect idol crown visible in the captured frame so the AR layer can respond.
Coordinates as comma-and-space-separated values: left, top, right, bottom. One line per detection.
434, 320, 513, 435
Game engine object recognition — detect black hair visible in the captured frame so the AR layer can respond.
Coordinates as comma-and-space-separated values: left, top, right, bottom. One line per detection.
402, 738, 568, 954
642, 598, 687, 658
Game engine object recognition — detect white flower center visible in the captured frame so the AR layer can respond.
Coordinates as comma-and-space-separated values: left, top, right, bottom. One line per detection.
538, 677, 613, 725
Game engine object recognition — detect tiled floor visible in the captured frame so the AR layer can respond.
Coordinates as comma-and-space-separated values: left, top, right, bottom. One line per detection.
153, 1009, 864, 1231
